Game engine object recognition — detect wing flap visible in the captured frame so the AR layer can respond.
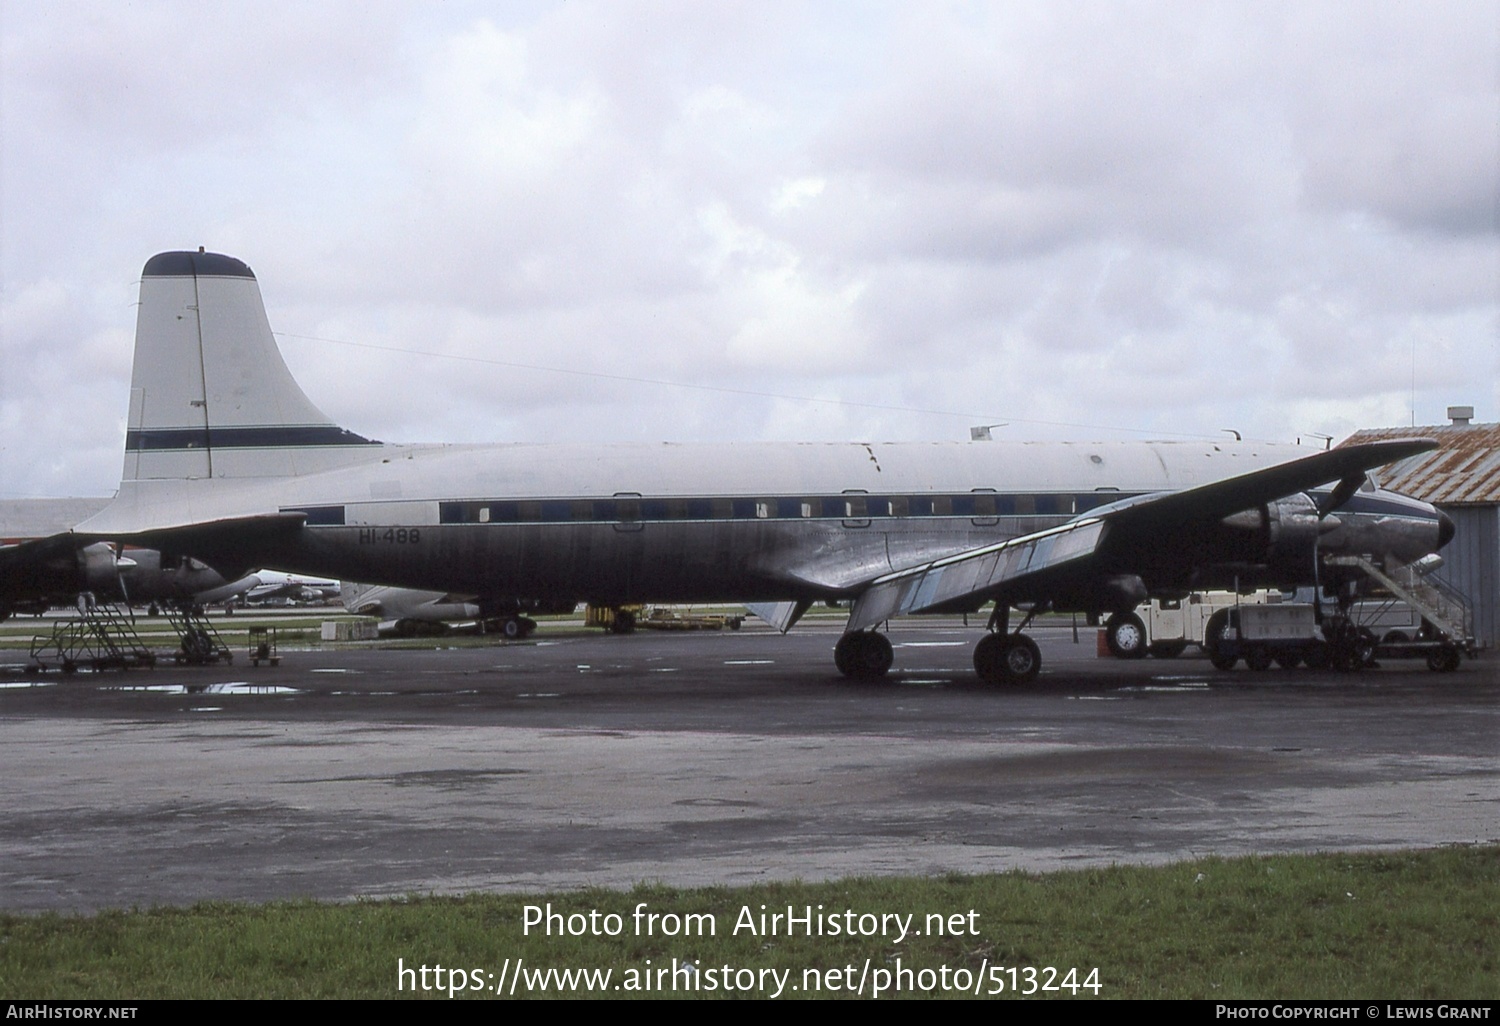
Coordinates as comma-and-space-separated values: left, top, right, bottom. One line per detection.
846, 518, 1106, 632
746, 599, 812, 633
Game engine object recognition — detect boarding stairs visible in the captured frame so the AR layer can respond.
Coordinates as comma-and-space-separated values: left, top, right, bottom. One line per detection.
163, 606, 234, 665
28, 601, 157, 673
1325, 554, 1476, 655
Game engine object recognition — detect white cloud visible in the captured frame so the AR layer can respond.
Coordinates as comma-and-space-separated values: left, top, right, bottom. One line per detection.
0, 0, 1495, 498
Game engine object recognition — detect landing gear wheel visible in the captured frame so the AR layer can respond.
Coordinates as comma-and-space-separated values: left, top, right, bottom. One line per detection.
858, 632, 893, 678
973, 633, 1041, 685
1105, 612, 1147, 659
502, 618, 522, 639
1329, 623, 1374, 673
973, 632, 1006, 683
834, 632, 892, 679
834, 633, 857, 676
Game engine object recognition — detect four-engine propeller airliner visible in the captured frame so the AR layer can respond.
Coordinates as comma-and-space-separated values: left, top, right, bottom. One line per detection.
22, 250, 1452, 683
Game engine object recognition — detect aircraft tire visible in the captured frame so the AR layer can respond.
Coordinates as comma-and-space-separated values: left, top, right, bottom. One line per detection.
1004, 635, 1041, 682
834, 633, 857, 676
973, 632, 1006, 683
974, 633, 1040, 685
1104, 612, 1147, 659
1330, 623, 1374, 672
502, 618, 522, 640
834, 632, 891, 679
858, 632, 894, 678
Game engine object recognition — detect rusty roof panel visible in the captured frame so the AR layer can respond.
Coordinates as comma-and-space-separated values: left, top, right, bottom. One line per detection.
1341, 423, 1500, 505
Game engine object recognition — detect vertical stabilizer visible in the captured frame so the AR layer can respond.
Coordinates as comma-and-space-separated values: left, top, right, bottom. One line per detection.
124, 251, 380, 482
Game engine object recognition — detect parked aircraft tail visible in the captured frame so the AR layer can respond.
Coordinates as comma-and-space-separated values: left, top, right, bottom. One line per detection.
123, 250, 381, 483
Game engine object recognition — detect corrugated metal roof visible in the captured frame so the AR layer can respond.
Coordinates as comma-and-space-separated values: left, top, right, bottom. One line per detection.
1341, 423, 1500, 505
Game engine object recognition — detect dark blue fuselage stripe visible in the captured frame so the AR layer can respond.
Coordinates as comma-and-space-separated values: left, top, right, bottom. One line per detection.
126, 426, 379, 451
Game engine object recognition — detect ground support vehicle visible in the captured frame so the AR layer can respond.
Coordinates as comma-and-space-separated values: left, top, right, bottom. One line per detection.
248, 626, 280, 667
1103, 591, 1276, 659
1205, 555, 1474, 674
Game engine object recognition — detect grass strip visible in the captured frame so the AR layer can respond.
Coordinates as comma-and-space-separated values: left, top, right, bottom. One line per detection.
2, 846, 1495, 999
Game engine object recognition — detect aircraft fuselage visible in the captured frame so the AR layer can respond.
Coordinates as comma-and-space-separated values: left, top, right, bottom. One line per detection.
108, 439, 1447, 614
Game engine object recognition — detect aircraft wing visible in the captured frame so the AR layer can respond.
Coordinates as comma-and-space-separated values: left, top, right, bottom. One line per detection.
0, 532, 89, 607
77, 512, 309, 583
845, 438, 1436, 633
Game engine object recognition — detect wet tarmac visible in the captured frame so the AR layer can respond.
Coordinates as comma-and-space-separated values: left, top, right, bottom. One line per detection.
1, 619, 1495, 912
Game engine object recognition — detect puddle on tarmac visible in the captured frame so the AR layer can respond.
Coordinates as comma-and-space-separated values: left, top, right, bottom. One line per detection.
104, 682, 302, 695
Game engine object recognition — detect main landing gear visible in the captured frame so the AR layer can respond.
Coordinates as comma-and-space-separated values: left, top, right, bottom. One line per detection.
832, 606, 1045, 685
972, 605, 1042, 685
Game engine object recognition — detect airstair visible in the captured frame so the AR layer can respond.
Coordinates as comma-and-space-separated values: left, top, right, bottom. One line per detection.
28, 602, 156, 673
1325, 554, 1476, 667
163, 606, 234, 665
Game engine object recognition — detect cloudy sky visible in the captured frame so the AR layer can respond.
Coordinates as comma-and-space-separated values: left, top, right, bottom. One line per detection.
2, 1, 1496, 499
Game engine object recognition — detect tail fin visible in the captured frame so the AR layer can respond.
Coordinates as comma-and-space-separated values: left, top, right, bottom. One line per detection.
123, 250, 381, 482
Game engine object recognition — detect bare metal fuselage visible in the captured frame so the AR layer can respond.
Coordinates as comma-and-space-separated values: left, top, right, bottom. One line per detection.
98, 438, 1447, 613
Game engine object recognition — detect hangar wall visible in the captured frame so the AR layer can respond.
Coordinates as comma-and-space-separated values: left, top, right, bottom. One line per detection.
1434, 505, 1498, 650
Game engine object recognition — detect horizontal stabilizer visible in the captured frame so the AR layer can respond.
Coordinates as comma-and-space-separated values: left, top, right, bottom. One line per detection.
846, 518, 1107, 633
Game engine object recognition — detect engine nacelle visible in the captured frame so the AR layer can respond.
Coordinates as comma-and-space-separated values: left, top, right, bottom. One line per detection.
80, 542, 126, 598
1217, 492, 1324, 578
